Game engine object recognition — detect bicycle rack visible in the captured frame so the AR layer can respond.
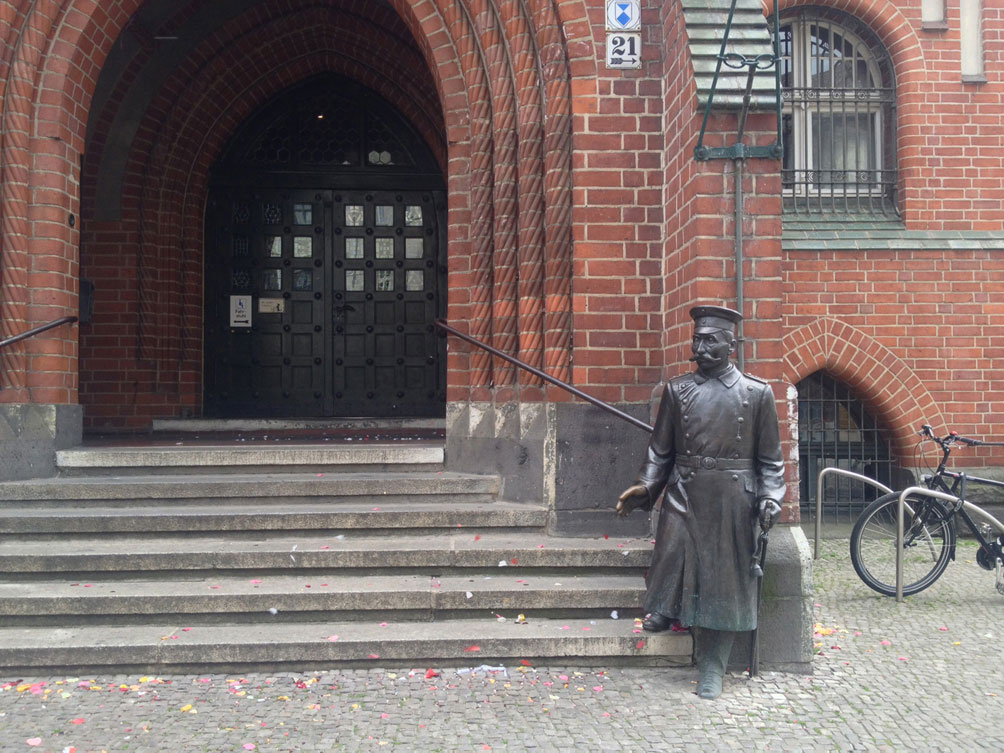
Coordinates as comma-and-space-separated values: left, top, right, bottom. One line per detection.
892, 487, 1004, 602
814, 468, 893, 560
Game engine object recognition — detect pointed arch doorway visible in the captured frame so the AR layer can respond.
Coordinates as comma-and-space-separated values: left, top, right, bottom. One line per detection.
204, 75, 446, 419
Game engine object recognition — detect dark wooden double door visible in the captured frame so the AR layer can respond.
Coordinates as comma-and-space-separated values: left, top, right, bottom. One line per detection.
204, 188, 446, 418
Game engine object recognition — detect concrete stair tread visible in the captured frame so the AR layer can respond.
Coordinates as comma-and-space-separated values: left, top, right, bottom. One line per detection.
0, 617, 690, 667
0, 530, 650, 556
0, 499, 538, 520
56, 443, 444, 468
0, 572, 644, 596
0, 471, 500, 501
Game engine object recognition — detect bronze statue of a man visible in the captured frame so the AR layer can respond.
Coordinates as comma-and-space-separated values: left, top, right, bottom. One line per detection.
617, 304, 785, 700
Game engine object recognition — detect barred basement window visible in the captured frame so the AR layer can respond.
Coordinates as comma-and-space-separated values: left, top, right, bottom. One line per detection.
780, 10, 898, 217
798, 372, 897, 523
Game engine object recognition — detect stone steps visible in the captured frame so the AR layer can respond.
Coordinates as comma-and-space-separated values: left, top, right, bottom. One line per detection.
0, 573, 646, 625
0, 471, 497, 505
0, 530, 650, 573
0, 618, 690, 673
0, 438, 680, 670
54, 443, 444, 476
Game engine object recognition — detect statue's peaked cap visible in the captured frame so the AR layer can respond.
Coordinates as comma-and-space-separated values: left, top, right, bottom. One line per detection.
690, 304, 742, 333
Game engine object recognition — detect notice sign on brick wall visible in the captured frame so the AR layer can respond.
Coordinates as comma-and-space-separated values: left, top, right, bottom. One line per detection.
606, 0, 641, 69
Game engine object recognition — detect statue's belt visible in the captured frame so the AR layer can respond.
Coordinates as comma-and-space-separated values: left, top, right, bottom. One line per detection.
675, 456, 755, 471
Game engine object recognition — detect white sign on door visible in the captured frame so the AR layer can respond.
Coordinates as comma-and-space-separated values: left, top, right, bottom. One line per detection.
229, 295, 252, 327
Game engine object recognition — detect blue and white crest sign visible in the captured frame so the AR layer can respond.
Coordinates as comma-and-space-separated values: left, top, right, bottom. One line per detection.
606, 0, 640, 31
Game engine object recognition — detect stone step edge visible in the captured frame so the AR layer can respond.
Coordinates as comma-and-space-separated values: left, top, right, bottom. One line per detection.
0, 506, 550, 535
56, 444, 444, 469
0, 472, 499, 501
0, 534, 651, 572
0, 618, 691, 668
0, 574, 646, 616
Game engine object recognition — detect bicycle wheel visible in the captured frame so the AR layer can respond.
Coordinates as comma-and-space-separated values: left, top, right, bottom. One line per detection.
850, 492, 955, 596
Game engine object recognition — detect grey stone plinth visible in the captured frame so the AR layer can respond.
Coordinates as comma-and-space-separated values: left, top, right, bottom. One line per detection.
0, 404, 81, 481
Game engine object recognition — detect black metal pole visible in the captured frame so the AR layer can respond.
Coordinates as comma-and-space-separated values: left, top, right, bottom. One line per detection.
435, 318, 653, 434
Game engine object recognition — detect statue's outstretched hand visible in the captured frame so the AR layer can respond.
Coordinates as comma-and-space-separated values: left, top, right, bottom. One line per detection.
757, 498, 781, 531
616, 485, 649, 517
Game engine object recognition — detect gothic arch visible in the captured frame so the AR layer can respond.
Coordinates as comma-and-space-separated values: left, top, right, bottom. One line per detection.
783, 317, 944, 459
1, 0, 577, 410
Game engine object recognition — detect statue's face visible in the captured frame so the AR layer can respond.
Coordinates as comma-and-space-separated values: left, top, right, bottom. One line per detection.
691, 329, 736, 372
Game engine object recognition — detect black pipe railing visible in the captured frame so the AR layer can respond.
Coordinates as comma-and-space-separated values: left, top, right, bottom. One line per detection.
0, 316, 78, 351
435, 318, 653, 433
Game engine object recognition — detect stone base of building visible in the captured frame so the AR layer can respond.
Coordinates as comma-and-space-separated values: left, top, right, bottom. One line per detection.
0, 404, 83, 481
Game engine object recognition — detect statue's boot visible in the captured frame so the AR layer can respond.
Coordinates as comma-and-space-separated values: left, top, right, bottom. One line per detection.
694, 629, 736, 700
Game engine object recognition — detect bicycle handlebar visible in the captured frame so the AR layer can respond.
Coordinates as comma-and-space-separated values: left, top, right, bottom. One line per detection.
918, 424, 1004, 448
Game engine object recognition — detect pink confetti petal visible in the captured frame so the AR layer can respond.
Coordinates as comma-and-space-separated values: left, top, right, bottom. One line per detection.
181, 627, 192, 632
939, 626, 949, 632
243, 745, 256, 751
898, 656, 909, 661
70, 718, 85, 724
464, 645, 481, 652
636, 640, 646, 649
250, 579, 262, 584
880, 640, 891, 646
26, 740, 42, 747
592, 686, 604, 692
327, 635, 339, 642
368, 653, 380, 659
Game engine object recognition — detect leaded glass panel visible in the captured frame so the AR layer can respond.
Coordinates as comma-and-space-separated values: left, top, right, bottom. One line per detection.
293, 269, 313, 291
262, 270, 282, 291
345, 205, 364, 226
263, 202, 282, 225
293, 236, 313, 258
405, 270, 424, 291
375, 270, 394, 291
265, 236, 282, 258
375, 238, 394, 259
405, 238, 424, 259
345, 238, 364, 259
293, 203, 313, 225
345, 270, 365, 291
404, 206, 423, 226
375, 206, 394, 226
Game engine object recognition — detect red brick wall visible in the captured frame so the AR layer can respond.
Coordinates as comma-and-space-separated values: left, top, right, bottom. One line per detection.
567, 0, 665, 405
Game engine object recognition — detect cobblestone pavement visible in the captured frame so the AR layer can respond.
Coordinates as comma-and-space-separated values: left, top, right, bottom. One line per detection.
2, 539, 1003, 752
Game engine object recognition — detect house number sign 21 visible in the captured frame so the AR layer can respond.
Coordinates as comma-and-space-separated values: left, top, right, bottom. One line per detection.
605, 0, 641, 69
606, 33, 641, 69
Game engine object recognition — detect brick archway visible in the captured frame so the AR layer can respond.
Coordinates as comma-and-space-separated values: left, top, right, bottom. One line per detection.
783, 317, 944, 460
1, 0, 576, 426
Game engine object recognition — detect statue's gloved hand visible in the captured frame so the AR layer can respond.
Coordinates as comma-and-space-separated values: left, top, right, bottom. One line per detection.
616, 485, 650, 517
757, 498, 781, 531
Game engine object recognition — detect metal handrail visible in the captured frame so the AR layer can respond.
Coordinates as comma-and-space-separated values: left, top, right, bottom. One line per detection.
434, 319, 653, 434
0, 316, 77, 351
814, 468, 893, 559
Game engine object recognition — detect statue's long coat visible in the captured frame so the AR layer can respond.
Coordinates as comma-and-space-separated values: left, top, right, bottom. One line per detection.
635, 365, 786, 631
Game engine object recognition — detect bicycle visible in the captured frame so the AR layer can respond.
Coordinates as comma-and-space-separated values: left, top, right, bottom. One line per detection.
849, 424, 1004, 597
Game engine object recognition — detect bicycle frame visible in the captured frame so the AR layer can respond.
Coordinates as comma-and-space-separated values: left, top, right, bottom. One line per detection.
889, 431, 1004, 600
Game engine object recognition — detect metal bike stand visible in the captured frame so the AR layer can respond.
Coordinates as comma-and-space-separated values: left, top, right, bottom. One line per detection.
814, 468, 893, 559
893, 487, 1004, 602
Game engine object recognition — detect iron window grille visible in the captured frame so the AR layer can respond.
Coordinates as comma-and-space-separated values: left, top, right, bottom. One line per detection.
780, 10, 899, 217
798, 371, 900, 523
